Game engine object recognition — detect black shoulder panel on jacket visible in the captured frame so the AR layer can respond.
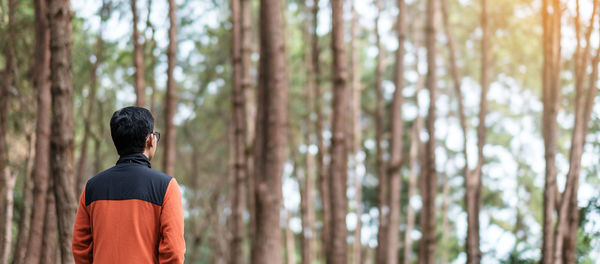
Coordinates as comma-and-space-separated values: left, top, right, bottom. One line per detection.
85, 163, 173, 206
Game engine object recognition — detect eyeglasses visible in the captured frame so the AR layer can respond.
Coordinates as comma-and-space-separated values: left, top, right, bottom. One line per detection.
151, 131, 160, 143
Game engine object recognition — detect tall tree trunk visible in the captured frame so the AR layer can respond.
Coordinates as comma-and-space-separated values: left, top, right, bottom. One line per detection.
403, 20, 423, 264
328, 1, 349, 263
418, 0, 438, 262
132, 0, 146, 107
464, 0, 489, 262
540, 0, 562, 262
241, 0, 256, 254
48, 0, 77, 262
310, 1, 330, 260
374, 0, 388, 261
301, 6, 316, 262
23, 0, 52, 261
250, 0, 287, 263
386, 0, 406, 263
553, 1, 598, 263
230, 0, 247, 262
0, 0, 17, 262
349, 3, 363, 264
403, 85, 422, 264
163, 0, 178, 176
75, 15, 105, 196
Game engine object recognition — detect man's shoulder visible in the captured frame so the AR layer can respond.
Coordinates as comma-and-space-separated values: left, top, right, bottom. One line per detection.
84, 165, 174, 206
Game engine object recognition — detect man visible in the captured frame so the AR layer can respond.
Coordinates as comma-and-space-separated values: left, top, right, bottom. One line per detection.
72, 106, 185, 264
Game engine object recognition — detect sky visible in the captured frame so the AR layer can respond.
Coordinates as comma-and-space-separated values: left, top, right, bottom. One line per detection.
71, 0, 600, 262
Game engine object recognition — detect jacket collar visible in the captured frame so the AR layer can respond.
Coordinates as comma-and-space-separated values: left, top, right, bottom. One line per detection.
116, 153, 151, 168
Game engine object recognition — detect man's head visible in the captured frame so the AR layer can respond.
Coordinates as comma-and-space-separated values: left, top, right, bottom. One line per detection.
110, 106, 159, 160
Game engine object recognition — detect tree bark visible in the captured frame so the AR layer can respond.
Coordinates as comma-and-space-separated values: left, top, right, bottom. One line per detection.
241, 0, 256, 254
403, 37, 424, 264
374, 0, 388, 262
163, 0, 178, 176
47, 0, 77, 262
230, 0, 247, 262
23, 0, 52, 261
310, 1, 330, 260
328, 1, 349, 263
301, 5, 316, 263
132, 0, 146, 107
386, 0, 406, 263
418, 0, 438, 262
540, 0, 562, 262
13, 144, 34, 264
0, 0, 17, 262
250, 0, 287, 263
554, 1, 598, 263
349, 3, 362, 264
40, 176, 58, 264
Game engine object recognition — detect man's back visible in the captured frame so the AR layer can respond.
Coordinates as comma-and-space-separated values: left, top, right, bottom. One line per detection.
72, 153, 185, 264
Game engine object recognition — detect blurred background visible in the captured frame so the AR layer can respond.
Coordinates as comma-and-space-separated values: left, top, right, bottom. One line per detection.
0, 0, 599, 263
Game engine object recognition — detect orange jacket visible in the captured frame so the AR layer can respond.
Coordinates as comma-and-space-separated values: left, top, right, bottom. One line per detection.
72, 153, 185, 264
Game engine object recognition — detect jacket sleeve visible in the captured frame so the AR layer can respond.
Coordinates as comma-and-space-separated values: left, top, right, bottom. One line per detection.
72, 187, 93, 264
158, 178, 186, 264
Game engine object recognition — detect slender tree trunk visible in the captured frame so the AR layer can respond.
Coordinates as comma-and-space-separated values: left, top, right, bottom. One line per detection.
440, 172, 451, 264
250, 0, 287, 263
75, 19, 104, 196
418, 0, 438, 262
132, 0, 146, 107
40, 176, 58, 264
386, 0, 406, 263
241, 0, 256, 254
24, 0, 52, 260
47, 0, 77, 262
310, 1, 330, 260
301, 7, 316, 262
540, 0, 562, 262
463, 0, 489, 262
285, 210, 296, 264
13, 155, 34, 264
328, 1, 349, 263
374, 0, 388, 261
0, 0, 17, 262
163, 0, 178, 176
349, 3, 363, 264
146, 0, 158, 114
230, 0, 247, 262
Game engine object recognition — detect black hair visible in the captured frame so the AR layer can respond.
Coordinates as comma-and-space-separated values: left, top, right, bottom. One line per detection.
110, 106, 154, 155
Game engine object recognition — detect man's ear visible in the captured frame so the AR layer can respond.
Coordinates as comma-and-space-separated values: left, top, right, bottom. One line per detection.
146, 134, 154, 149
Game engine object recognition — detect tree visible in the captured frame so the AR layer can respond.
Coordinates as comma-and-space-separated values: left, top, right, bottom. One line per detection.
385, 0, 406, 262
403, 20, 424, 264
230, 0, 247, 262
310, 1, 331, 259
541, 1, 600, 263
328, 0, 349, 263
163, 0, 178, 176
0, 0, 17, 262
48, 0, 77, 262
419, 0, 438, 262
132, 0, 146, 107
349, 2, 363, 264
75, 2, 107, 197
250, 0, 288, 263
22, 0, 52, 262
374, 0, 388, 262
301, 4, 317, 264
